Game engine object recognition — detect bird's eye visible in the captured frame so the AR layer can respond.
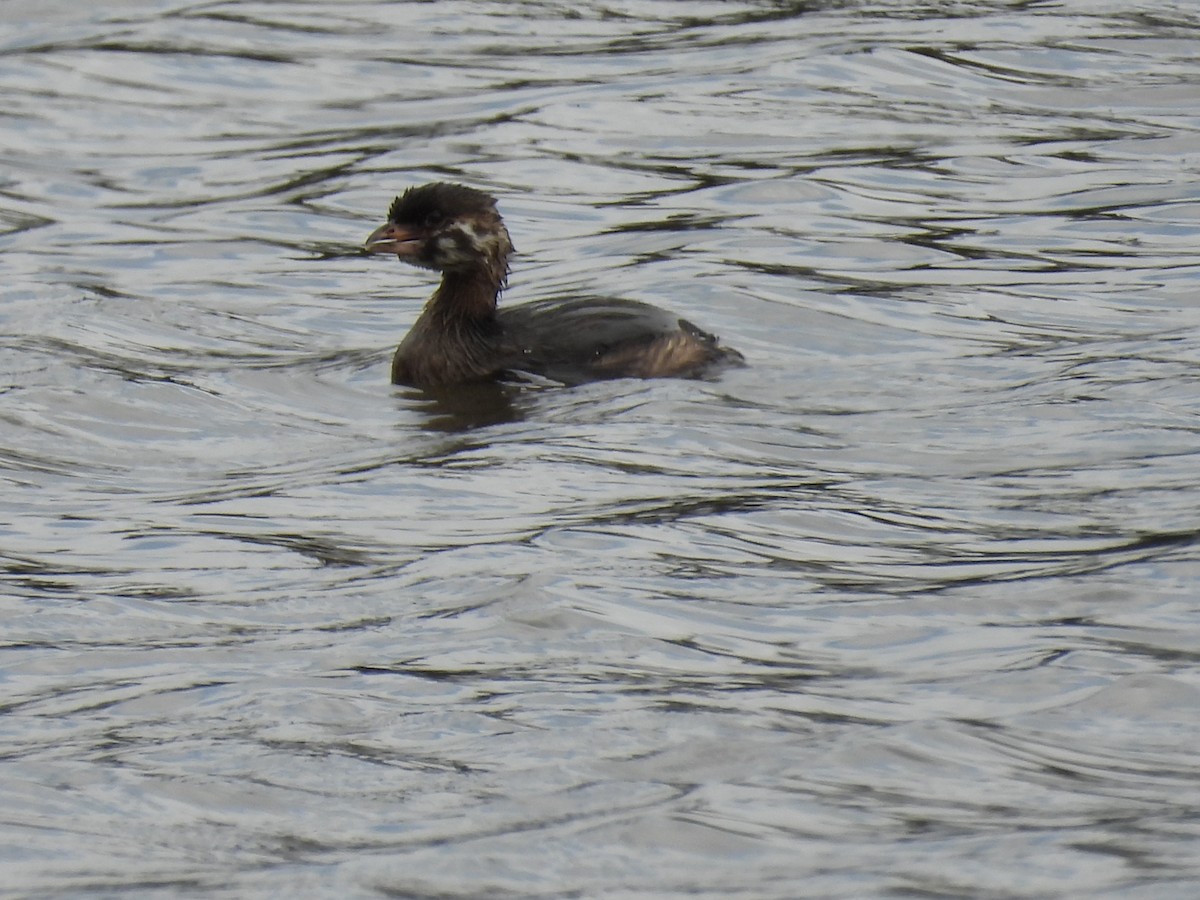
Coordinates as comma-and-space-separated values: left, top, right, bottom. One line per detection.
423, 212, 443, 229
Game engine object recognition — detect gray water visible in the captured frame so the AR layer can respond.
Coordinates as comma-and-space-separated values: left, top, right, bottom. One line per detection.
3, 1, 1200, 897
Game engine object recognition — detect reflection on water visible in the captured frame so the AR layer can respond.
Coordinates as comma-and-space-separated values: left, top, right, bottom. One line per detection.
404, 380, 527, 430
3, 1, 1200, 897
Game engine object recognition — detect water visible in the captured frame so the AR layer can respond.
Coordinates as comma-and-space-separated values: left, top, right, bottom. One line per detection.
3, 1, 1200, 896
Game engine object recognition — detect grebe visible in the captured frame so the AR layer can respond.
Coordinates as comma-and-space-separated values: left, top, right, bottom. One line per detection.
364, 183, 742, 387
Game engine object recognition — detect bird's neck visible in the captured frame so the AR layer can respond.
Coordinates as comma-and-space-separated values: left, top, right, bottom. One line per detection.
426, 267, 504, 326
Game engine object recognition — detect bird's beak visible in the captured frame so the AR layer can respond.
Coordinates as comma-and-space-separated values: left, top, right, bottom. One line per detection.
365, 222, 421, 256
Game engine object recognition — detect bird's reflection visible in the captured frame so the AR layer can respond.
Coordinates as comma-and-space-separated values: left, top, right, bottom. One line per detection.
396, 380, 526, 432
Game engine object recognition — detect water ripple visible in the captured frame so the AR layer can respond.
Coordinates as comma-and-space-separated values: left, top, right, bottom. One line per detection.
2, 1, 1200, 897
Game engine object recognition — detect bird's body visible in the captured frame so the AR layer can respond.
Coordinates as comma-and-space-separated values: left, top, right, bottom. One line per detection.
365, 183, 742, 388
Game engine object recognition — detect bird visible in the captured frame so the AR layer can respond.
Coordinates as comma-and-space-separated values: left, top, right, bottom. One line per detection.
364, 182, 742, 388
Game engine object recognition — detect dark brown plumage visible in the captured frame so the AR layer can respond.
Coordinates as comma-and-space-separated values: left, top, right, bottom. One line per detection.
364, 183, 742, 388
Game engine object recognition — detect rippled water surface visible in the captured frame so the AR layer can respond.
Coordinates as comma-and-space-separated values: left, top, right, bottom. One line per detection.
3, 1, 1200, 897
